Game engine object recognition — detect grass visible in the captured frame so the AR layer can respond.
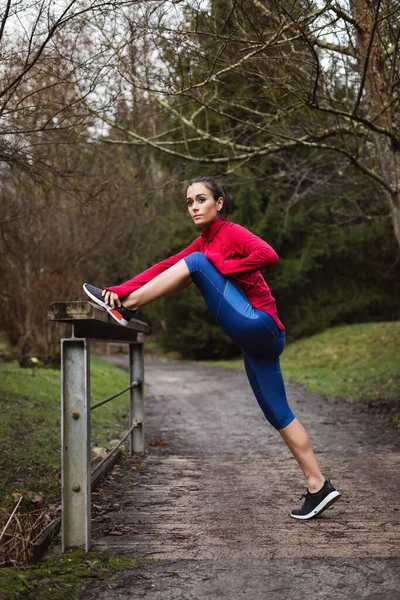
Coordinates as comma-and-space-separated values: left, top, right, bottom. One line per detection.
0, 355, 133, 520
281, 321, 400, 401
0, 341, 150, 594
0, 548, 150, 600
206, 321, 400, 402
144, 339, 181, 360
0, 350, 146, 587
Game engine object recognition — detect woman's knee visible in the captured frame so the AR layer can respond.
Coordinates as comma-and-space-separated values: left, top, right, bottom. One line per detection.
183, 251, 210, 273
273, 411, 296, 430
261, 404, 295, 430
244, 355, 295, 430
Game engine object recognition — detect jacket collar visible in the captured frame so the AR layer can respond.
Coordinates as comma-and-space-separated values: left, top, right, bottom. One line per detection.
201, 215, 226, 242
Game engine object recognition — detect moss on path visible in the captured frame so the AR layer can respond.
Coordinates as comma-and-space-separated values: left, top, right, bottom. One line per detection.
0, 549, 149, 600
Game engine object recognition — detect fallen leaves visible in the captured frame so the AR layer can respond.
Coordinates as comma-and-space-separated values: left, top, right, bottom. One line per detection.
106, 524, 138, 536
149, 436, 166, 447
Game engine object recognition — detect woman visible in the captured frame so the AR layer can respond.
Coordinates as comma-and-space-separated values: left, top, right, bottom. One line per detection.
83, 176, 341, 519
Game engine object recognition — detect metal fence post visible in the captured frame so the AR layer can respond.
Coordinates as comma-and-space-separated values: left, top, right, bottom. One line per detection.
61, 338, 91, 551
50, 302, 149, 552
129, 342, 144, 454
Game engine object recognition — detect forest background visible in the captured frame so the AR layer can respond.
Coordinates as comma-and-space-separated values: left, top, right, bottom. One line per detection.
1, 0, 399, 361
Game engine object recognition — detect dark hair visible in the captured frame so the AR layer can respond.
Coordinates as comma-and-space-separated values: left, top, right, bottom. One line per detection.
186, 176, 232, 217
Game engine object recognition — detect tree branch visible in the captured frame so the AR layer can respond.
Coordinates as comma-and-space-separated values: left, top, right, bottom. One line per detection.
311, 38, 356, 58
310, 102, 399, 147
329, 4, 359, 28
171, 3, 330, 96
0, 1, 139, 100
353, 0, 383, 116
0, 0, 12, 44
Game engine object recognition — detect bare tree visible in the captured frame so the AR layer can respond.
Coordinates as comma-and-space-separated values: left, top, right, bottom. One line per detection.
0, 133, 173, 359
0, 1, 176, 358
90, 0, 400, 245
0, 0, 142, 180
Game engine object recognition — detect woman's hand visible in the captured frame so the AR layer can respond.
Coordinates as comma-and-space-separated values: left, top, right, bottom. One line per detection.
102, 289, 121, 308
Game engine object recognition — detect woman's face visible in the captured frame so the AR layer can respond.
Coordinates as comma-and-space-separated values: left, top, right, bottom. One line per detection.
186, 183, 224, 229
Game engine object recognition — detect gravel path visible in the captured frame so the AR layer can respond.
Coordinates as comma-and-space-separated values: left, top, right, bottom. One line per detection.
80, 357, 400, 600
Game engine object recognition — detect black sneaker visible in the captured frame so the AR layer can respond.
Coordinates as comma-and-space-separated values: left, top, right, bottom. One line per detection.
83, 283, 137, 327
290, 479, 341, 520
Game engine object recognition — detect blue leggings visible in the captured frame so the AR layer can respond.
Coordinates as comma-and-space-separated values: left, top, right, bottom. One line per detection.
183, 252, 295, 430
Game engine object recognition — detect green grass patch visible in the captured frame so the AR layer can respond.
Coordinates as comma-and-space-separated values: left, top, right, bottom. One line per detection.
0, 548, 150, 600
205, 322, 400, 402
388, 414, 400, 428
0, 356, 133, 520
144, 338, 181, 360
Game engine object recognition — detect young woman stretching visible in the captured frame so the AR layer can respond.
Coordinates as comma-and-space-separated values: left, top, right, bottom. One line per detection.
83, 176, 341, 519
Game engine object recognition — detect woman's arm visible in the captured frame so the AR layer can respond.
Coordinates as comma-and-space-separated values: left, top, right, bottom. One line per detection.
206, 223, 278, 275
105, 237, 202, 299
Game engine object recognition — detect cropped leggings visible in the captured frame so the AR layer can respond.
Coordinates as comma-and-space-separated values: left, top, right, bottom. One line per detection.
183, 252, 295, 430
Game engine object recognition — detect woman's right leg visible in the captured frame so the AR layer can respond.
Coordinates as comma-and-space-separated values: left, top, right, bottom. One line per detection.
121, 251, 295, 433
121, 251, 254, 340
120, 260, 192, 310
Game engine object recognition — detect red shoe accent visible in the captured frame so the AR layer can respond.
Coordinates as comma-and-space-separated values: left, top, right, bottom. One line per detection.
110, 308, 122, 320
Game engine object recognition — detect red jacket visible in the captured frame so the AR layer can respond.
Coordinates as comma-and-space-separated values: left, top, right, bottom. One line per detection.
106, 216, 284, 329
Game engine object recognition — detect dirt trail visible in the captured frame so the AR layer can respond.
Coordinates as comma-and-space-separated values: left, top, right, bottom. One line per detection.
80, 358, 400, 600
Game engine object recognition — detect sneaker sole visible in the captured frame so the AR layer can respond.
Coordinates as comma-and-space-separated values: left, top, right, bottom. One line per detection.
290, 490, 341, 520
83, 284, 129, 327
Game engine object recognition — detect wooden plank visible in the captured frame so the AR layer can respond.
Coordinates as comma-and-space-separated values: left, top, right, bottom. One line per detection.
48, 301, 149, 335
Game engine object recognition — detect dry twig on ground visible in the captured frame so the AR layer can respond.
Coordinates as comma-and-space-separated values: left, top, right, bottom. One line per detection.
0, 497, 58, 567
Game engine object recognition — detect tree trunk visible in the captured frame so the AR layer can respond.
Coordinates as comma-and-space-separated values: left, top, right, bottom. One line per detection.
350, 0, 400, 246
390, 191, 400, 246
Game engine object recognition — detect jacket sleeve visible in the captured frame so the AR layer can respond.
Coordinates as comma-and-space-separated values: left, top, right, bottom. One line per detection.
105, 237, 202, 298
206, 224, 278, 275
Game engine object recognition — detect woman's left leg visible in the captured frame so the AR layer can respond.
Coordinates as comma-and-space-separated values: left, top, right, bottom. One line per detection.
278, 419, 325, 492
243, 351, 324, 492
